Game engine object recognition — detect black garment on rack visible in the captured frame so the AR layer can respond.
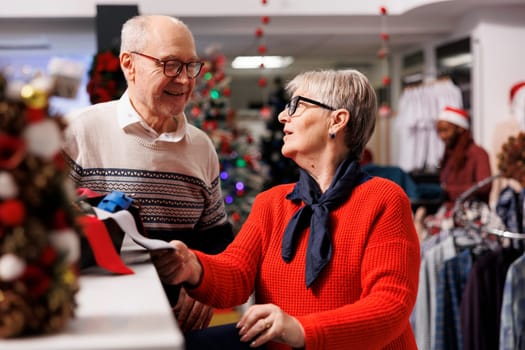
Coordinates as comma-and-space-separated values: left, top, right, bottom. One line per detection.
496, 186, 525, 233
459, 246, 523, 350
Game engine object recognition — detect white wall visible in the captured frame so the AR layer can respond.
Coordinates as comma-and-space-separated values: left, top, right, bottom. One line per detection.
389, 5, 525, 168
470, 8, 525, 150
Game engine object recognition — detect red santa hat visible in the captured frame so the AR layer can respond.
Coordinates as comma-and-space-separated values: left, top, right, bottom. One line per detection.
510, 81, 525, 131
510, 81, 525, 103
438, 106, 470, 130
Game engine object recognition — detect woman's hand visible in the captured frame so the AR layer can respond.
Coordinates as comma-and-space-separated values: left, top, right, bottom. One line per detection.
236, 303, 305, 348
150, 240, 202, 286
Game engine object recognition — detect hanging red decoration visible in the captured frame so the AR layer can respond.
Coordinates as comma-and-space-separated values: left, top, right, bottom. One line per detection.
258, 77, 267, 88
379, 103, 392, 118
380, 6, 388, 15
382, 76, 391, 86
222, 87, 232, 97
261, 0, 268, 5
259, 105, 272, 120
257, 44, 267, 55
255, 27, 264, 38
377, 47, 388, 59
261, 16, 270, 25
380, 32, 389, 41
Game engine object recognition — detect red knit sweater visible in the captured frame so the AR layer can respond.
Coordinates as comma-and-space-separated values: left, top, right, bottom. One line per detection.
191, 177, 420, 350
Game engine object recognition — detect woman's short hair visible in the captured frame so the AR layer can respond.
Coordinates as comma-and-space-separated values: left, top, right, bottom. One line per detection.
285, 69, 377, 159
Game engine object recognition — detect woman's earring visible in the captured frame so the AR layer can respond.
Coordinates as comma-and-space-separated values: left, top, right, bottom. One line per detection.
329, 132, 335, 139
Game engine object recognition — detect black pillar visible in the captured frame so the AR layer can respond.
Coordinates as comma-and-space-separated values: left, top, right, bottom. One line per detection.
96, 4, 139, 52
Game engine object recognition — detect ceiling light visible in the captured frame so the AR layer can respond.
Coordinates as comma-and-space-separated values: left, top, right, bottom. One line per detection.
231, 56, 294, 69
439, 53, 472, 68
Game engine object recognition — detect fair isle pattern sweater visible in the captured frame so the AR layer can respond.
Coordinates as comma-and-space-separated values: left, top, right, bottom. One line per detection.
191, 177, 421, 350
63, 100, 228, 239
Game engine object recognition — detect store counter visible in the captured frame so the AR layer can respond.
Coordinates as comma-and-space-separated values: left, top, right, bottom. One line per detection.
0, 237, 184, 350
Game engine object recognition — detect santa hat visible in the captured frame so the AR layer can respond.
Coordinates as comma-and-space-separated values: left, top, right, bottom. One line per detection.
510, 81, 525, 131
510, 81, 525, 103
438, 106, 470, 130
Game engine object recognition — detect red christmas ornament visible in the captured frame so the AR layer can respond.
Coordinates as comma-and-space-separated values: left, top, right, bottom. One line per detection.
257, 44, 267, 55
0, 134, 27, 170
380, 6, 388, 15
380, 32, 389, 41
382, 76, 391, 86
261, 0, 268, 5
40, 246, 58, 266
222, 87, 232, 97
232, 212, 241, 222
191, 106, 202, 117
215, 54, 227, 68
255, 27, 264, 38
53, 152, 67, 171
261, 16, 270, 25
0, 199, 26, 226
215, 71, 225, 82
258, 77, 267, 88
52, 209, 69, 230
22, 265, 51, 298
25, 107, 46, 123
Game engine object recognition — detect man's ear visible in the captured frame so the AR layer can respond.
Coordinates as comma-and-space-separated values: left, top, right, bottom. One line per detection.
120, 52, 134, 81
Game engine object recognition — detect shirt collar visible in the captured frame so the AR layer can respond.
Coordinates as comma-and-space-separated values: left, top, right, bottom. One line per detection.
117, 90, 188, 143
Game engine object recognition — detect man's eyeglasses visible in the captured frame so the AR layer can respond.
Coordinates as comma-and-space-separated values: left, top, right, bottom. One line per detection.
285, 95, 336, 117
130, 51, 204, 79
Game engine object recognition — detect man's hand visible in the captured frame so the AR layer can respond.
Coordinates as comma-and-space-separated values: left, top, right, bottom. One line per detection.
175, 288, 213, 332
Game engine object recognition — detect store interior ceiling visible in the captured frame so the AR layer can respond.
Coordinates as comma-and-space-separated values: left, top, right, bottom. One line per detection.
183, 0, 525, 76
1, 0, 524, 79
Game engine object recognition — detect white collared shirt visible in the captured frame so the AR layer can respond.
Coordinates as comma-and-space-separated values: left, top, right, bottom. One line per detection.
117, 90, 187, 143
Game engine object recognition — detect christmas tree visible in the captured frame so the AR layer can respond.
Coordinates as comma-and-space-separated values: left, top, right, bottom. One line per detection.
260, 77, 299, 190
0, 72, 81, 338
187, 49, 267, 233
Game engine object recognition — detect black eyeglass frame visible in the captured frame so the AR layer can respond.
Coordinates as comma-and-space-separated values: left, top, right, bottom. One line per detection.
286, 95, 336, 117
130, 51, 204, 79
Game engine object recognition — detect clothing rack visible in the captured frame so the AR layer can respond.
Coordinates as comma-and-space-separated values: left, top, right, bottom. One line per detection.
452, 173, 525, 240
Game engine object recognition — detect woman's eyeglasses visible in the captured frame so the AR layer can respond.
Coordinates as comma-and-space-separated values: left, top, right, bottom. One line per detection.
130, 51, 204, 79
285, 95, 335, 117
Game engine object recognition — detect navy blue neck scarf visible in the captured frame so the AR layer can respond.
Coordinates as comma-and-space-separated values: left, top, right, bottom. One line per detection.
281, 158, 370, 288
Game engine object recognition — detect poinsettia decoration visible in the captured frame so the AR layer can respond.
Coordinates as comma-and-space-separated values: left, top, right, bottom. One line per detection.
86, 49, 126, 104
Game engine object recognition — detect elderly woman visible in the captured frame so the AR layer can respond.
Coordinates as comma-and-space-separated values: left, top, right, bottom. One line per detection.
152, 69, 420, 350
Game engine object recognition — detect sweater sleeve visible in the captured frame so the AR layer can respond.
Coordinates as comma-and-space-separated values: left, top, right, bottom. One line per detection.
296, 185, 421, 349
188, 191, 272, 308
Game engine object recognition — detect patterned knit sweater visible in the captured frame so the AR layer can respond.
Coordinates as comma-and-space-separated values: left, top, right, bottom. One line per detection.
62, 100, 229, 245
190, 177, 420, 350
